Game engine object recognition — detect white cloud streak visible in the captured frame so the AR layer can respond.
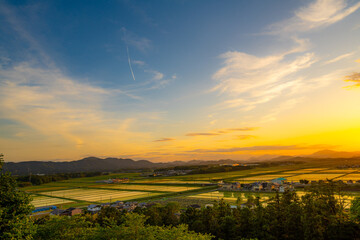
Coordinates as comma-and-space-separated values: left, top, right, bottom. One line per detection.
126, 46, 136, 81
324, 52, 355, 64
269, 0, 360, 33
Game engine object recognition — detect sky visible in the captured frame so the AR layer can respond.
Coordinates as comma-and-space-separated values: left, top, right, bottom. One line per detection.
1, 0, 360, 162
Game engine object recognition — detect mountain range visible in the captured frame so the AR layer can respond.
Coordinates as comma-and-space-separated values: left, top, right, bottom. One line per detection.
3, 150, 360, 175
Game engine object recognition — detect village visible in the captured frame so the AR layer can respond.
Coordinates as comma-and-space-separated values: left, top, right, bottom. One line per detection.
219, 177, 294, 193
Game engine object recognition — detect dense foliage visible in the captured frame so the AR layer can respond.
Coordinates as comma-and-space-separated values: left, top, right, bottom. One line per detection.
133, 183, 360, 240
16, 172, 104, 186
0, 154, 35, 239
34, 213, 211, 240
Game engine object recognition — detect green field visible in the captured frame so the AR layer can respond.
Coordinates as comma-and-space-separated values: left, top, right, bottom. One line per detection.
99, 184, 200, 192
23, 162, 360, 208
187, 191, 275, 203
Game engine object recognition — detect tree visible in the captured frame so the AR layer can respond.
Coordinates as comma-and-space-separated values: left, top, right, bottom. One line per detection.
0, 154, 36, 239
34, 215, 94, 240
350, 197, 360, 222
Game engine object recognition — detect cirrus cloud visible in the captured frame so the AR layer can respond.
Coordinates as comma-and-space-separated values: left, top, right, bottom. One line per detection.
269, 0, 360, 33
188, 144, 335, 153
186, 127, 258, 137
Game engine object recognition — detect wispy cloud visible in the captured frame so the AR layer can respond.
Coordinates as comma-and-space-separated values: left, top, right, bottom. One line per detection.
121, 27, 151, 52
188, 144, 335, 153
225, 127, 259, 132
0, 63, 147, 146
0, 2, 55, 68
324, 52, 355, 64
269, 0, 360, 33
153, 138, 175, 142
186, 127, 258, 137
186, 132, 220, 136
131, 70, 175, 91
344, 72, 360, 88
236, 135, 256, 140
212, 44, 316, 111
132, 60, 145, 66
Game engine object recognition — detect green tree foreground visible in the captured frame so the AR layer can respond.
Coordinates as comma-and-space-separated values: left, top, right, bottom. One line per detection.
34, 213, 212, 240
0, 154, 35, 239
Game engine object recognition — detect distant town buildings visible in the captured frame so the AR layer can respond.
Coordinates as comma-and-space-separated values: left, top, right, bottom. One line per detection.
220, 177, 294, 192
96, 178, 129, 184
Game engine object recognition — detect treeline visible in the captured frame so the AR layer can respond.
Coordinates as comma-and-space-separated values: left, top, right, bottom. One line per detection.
33, 213, 211, 240
189, 165, 253, 175
16, 172, 105, 186
133, 184, 360, 240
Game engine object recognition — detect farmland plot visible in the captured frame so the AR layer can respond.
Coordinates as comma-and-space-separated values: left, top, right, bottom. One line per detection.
187, 191, 274, 202
101, 184, 200, 192
31, 195, 74, 207
41, 189, 161, 203
287, 173, 344, 181
134, 178, 214, 184
318, 169, 359, 173
337, 174, 360, 181
235, 174, 291, 181
282, 169, 322, 174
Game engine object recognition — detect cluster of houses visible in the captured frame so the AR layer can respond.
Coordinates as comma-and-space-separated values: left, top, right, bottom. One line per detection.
47, 201, 150, 216
33, 205, 83, 217
50, 207, 83, 216
86, 201, 156, 214
143, 169, 192, 177
95, 178, 129, 184
220, 177, 294, 193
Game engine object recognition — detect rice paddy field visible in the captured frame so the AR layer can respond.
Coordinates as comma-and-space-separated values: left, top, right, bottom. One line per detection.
337, 174, 360, 181
187, 191, 274, 203
186, 190, 360, 209
24, 163, 360, 208
318, 169, 358, 173
234, 175, 293, 181
31, 196, 74, 207
286, 173, 346, 181
134, 179, 213, 184
39, 189, 161, 203
100, 184, 200, 192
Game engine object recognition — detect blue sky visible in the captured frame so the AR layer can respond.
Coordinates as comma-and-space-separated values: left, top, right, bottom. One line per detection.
1, 0, 360, 162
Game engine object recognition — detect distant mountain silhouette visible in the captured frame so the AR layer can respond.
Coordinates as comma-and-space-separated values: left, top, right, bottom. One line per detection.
3, 157, 157, 175
2, 157, 243, 175
307, 149, 360, 159
4, 150, 360, 175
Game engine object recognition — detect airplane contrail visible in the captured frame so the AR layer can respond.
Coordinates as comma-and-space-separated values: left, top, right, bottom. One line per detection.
126, 46, 136, 81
